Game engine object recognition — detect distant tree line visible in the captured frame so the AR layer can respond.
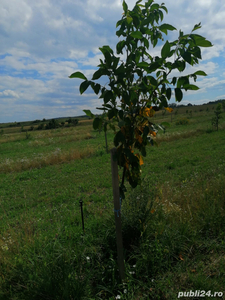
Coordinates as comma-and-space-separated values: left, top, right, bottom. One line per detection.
169, 99, 225, 109
23, 118, 79, 131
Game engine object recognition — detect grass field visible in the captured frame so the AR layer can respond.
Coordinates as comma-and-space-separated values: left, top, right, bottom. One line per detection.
0, 103, 225, 299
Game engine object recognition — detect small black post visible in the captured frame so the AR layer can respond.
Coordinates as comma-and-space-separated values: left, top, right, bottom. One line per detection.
79, 199, 85, 233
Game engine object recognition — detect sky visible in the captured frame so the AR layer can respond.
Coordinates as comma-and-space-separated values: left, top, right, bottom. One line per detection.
0, 0, 225, 123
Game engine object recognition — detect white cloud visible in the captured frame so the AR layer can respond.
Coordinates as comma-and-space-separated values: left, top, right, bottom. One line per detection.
0, 0, 32, 32
0, 89, 20, 98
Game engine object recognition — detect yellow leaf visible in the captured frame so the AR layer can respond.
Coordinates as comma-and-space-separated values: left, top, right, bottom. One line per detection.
150, 209, 155, 214
140, 107, 155, 117
125, 162, 129, 170
164, 107, 173, 113
135, 153, 144, 166
179, 254, 184, 261
128, 146, 134, 154
137, 135, 143, 144
149, 130, 157, 137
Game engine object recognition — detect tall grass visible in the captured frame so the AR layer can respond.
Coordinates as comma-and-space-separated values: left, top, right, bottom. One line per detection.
0, 147, 95, 173
1, 171, 224, 299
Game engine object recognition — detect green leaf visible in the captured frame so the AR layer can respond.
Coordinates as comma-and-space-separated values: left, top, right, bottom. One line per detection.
116, 40, 126, 54
175, 88, 183, 102
91, 82, 101, 94
96, 107, 107, 111
147, 76, 158, 87
194, 70, 207, 76
166, 88, 171, 100
190, 34, 213, 47
159, 23, 176, 32
183, 84, 199, 90
127, 16, 133, 24
137, 62, 149, 68
123, 0, 128, 12
92, 69, 105, 80
83, 110, 94, 118
192, 22, 201, 32
161, 5, 168, 13
69, 72, 87, 80
175, 60, 186, 72
181, 51, 192, 65
112, 57, 120, 69
176, 76, 189, 89
116, 19, 123, 28
159, 94, 167, 107
148, 61, 161, 73
114, 130, 125, 146
161, 40, 170, 58
93, 117, 102, 130
145, 0, 154, 9
159, 10, 164, 21
143, 37, 149, 49
132, 15, 140, 28
151, 3, 159, 10
80, 81, 91, 94
130, 31, 143, 39
116, 29, 126, 37
108, 109, 115, 120
192, 46, 201, 59
103, 104, 113, 109
99, 45, 114, 55
172, 77, 177, 85
104, 90, 114, 104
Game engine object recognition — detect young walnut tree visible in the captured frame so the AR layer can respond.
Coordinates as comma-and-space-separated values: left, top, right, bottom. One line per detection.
70, 0, 212, 199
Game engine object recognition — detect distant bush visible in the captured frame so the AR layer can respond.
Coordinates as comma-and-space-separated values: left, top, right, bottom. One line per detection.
37, 123, 45, 130
45, 119, 59, 130
175, 118, 189, 125
72, 119, 79, 126
66, 118, 79, 126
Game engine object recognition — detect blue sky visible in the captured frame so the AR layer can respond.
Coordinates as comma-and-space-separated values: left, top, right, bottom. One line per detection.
0, 0, 225, 123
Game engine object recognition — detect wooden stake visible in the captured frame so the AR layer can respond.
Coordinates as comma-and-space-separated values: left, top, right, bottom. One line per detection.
110, 147, 125, 281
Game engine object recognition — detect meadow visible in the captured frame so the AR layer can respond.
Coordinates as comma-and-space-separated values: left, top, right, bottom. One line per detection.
0, 103, 225, 299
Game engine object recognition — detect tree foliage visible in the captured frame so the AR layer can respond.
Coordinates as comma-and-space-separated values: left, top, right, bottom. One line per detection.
70, 0, 212, 199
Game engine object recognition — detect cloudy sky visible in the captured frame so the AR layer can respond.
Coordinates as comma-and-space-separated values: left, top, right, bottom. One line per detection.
0, 0, 225, 123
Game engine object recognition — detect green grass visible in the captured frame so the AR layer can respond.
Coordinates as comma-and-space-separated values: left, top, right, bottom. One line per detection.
0, 107, 225, 299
